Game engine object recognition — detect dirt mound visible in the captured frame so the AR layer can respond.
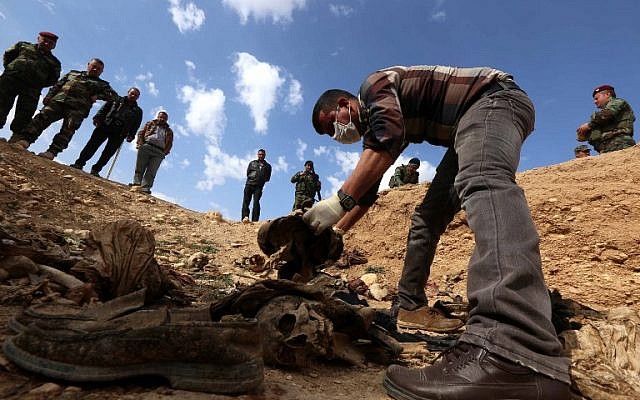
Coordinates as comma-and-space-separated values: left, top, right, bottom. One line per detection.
1, 138, 639, 399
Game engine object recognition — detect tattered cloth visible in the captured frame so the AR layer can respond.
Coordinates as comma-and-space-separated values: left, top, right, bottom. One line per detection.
70, 220, 176, 303
257, 215, 343, 282
210, 279, 401, 367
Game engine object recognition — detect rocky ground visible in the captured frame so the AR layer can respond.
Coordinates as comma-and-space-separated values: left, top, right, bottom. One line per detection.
0, 138, 639, 399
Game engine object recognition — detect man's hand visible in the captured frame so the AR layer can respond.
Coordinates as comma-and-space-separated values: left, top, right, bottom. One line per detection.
576, 123, 591, 141
302, 193, 346, 234
126, 136, 134, 143
43, 96, 51, 106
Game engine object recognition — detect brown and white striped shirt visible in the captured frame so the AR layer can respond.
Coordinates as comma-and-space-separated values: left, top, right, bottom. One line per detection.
358, 65, 512, 159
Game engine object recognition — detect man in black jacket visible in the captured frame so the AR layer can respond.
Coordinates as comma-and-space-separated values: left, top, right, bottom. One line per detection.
241, 148, 272, 222
71, 87, 143, 177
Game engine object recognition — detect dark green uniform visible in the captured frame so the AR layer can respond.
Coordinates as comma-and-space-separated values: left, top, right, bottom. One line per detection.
0, 41, 61, 135
291, 170, 321, 210
15, 70, 118, 155
585, 97, 635, 153
388, 164, 419, 188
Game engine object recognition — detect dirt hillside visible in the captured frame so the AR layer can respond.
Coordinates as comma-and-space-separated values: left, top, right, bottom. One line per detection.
0, 138, 638, 399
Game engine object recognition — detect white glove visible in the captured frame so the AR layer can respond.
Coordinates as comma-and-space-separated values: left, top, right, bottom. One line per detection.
302, 193, 346, 234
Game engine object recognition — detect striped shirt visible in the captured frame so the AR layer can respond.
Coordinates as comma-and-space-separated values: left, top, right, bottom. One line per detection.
358, 65, 512, 159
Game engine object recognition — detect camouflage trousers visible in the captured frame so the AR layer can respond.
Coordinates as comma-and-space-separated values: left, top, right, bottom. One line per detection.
0, 74, 40, 135
15, 101, 86, 155
595, 135, 635, 154
292, 195, 315, 211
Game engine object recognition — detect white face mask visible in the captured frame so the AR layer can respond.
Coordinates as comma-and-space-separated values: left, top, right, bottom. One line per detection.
332, 103, 361, 144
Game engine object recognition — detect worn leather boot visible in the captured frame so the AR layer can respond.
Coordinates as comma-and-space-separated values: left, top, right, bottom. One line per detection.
384, 342, 570, 400
3, 307, 263, 394
397, 306, 464, 333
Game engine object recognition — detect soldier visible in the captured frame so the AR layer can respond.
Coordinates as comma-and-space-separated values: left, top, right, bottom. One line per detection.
0, 32, 61, 138
129, 110, 173, 194
241, 149, 272, 222
9, 58, 118, 160
70, 87, 143, 177
574, 144, 591, 158
291, 160, 322, 211
306, 65, 570, 399
576, 84, 635, 154
388, 157, 420, 188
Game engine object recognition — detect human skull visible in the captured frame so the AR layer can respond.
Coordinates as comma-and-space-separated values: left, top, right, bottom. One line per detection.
256, 295, 333, 367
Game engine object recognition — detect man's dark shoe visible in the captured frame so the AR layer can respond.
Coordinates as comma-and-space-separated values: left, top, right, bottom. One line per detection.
397, 306, 464, 333
69, 163, 83, 170
90, 170, 100, 177
3, 307, 263, 394
383, 342, 570, 400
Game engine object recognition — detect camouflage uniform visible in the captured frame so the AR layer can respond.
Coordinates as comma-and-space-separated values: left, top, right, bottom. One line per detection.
13, 70, 117, 155
583, 97, 635, 153
0, 41, 61, 135
291, 170, 321, 210
388, 164, 419, 188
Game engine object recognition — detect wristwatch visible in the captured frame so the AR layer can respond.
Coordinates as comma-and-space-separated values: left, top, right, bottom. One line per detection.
337, 189, 356, 211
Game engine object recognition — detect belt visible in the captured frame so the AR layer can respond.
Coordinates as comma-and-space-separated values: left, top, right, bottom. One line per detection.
480, 79, 524, 98
145, 142, 165, 151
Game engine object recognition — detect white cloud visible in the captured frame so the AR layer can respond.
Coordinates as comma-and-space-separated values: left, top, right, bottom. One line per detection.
295, 138, 307, 161
431, 0, 446, 21
223, 0, 306, 24
180, 158, 191, 168
178, 85, 226, 146
272, 156, 289, 173
147, 81, 159, 97
285, 79, 303, 112
37, 0, 55, 14
329, 4, 353, 17
232, 52, 285, 133
185, 60, 196, 71
197, 146, 251, 189
313, 146, 329, 156
168, 0, 205, 33
135, 72, 153, 81
334, 148, 360, 175
0, 11, 6, 19
431, 11, 446, 21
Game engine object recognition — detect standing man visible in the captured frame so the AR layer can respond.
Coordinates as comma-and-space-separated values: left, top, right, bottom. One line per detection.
574, 144, 591, 158
9, 58, 118, 159
129, 110, 173, 194
0, 32, 61, 139
71, 87, 143, 177
241, 149, 271, 223
388, 157, 420, 188
306, 65, 570, 399
291, 160, 322, 211
576, 84, 635, 154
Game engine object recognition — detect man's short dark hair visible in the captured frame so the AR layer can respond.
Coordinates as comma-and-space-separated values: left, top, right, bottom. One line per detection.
258, 149, 266, 154
90, 58, 104, 66
129, 87, 140, 95
312, 89, 355, 134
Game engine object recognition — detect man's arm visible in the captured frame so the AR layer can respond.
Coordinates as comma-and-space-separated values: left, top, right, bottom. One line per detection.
44, 72, 68, 104
303, 148, 393, 234
2, 42, 21, 68
127, 107, 144, 141
264, 163, 272, 182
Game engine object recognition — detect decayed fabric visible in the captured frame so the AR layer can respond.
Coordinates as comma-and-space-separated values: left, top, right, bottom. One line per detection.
70, 219, 173, 303
561, 307, 640, 400
209, 279, 401, 367
257, 214, 343, 282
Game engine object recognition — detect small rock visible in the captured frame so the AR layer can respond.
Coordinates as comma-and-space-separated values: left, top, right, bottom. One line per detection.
0, 255, 39, 279
369, 283, 388, 301
62, 174, 74, 180
27, 383, 63, 397
360, 273, 378, 286
187, 252, 209, 269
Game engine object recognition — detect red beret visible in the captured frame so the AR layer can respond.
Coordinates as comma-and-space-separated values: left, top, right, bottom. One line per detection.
39, 31, 59, 40
592, 84, 615, 97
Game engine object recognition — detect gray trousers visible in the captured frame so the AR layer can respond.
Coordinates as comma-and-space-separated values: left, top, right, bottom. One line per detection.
133, 143, 165, 191
398, 88, 570, 383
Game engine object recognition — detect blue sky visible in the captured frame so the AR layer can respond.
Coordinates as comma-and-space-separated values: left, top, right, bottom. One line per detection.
1, 0, 638, 220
